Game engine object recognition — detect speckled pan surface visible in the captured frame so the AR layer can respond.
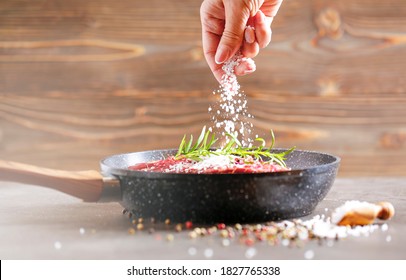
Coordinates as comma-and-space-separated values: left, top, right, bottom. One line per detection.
100, 149, 340, 224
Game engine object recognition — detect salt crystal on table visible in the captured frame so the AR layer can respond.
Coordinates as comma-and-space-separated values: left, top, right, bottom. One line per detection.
54, 241, 62, 250
304, 250, 315, 259
188, 247, 197, 256
222, 239, 231, 247
245, 247, 257, 259
204, 248, 214, 258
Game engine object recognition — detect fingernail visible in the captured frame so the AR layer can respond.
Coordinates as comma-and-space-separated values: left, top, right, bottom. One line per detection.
215, 46, 231, 64
241, 61, 256, 75
244, 26, 255, 44
241, 68, 256, 75
245, 58, 256, 70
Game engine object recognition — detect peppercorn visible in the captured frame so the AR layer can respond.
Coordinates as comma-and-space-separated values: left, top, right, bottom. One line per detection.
185, 221, 193, 229
188, 231, 198, 239
208, 226, 217, 235
220, 230, 228, 238
166, 234, 174, 242
245, 238, 255, 246
217, 223, 226, 230
175, 223, 183, 232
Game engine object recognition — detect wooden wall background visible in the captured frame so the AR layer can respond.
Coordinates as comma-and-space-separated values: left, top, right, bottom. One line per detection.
1, 0, 405, 177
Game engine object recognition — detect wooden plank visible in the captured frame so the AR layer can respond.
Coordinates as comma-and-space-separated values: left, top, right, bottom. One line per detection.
0, 0, 405, 177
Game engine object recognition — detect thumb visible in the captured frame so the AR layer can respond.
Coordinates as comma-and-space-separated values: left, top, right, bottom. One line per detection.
215, 2, 251, 64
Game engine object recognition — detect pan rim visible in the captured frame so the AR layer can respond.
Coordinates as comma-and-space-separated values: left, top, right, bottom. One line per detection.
100, 148, 341, 178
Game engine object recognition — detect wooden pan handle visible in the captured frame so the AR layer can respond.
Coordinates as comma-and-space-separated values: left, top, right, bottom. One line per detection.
0, 160, 105, 202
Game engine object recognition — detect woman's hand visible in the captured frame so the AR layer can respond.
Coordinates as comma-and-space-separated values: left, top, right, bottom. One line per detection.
200, 0, 283, 82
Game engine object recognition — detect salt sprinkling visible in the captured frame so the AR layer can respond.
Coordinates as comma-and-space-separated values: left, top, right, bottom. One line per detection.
209, 52, 255, 146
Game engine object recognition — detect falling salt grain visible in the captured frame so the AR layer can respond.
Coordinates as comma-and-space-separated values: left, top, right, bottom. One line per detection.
54, 241, 62, 250
79, 228, 85, 235
204, 248, 214, 258
381, 223, 388, 232
209, 52, 256, 146
245, 247, 257, 259
304, 250, 315, 260
386, 235, 392, 242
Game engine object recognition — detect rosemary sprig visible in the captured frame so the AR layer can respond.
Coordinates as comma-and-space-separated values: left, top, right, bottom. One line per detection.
176, 126, 295, 167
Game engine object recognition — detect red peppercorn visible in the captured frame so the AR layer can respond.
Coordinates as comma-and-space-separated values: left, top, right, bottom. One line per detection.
245, 238, 255, 246
217, 223, 226, 230
185, 221, 193, 229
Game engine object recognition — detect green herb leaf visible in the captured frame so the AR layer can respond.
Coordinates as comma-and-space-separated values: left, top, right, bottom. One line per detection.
175, 127, 295, 167
176, 135, 186, 156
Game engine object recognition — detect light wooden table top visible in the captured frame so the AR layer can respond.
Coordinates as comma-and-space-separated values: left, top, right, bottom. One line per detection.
1, 178, 405, 259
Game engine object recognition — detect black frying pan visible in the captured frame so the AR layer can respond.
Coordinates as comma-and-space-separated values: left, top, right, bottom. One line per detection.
0, 149, 340, 224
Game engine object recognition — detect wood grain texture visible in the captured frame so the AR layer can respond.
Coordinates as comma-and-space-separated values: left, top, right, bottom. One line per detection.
0, 0, 405, 177
0, 160, 103, 201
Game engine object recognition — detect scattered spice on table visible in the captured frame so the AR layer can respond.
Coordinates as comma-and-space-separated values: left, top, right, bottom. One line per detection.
123, 200, 394, 247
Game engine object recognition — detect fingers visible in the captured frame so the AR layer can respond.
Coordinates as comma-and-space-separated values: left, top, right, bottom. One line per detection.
254, 10, 272, 48
244, 25, 256, 44
234, 58, 256, 76
241, 39, 260, 59
201, 0, 283, 81
200, 0, 226, 82
241, 9, 273, 58
214, 1, 251, 64
201, 25, 224, 83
